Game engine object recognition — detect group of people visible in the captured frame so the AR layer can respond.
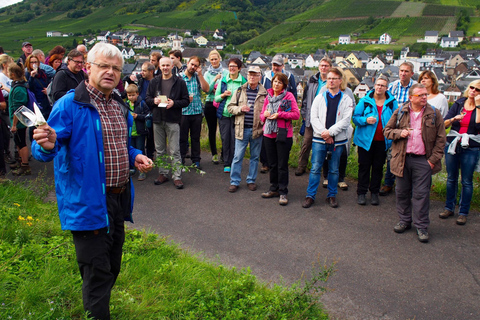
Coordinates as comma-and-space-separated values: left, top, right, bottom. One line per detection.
0, 40, 479, 319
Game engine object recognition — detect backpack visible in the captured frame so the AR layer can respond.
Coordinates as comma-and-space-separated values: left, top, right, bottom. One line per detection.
46, 81, 54, 106
12, 82, 40, 111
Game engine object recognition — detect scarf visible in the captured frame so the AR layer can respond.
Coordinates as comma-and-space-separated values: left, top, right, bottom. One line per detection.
207, 64, 223, 76
264, 90, 287, 135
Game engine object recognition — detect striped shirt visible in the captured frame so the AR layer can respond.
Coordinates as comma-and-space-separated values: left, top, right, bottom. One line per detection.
388, 79, 416, 104
181, 72, 203, 115
244, 85, 258, 127
86, 82, 130, 187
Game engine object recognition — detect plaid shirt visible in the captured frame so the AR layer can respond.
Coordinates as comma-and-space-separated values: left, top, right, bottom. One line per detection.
86, 82, 130, 187
388, 79, 416, 104
181, 72, 203, 115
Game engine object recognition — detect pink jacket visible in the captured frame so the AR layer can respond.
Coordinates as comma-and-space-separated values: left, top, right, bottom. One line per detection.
260, 89, 300, 139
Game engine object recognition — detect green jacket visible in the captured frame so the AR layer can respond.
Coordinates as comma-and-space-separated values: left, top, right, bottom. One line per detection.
9, 81, 28, 130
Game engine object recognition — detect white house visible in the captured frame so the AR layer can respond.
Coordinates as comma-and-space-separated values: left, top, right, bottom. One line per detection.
172, 34, 182, 50
385, 50, 394, 63
194, 35, 208, 46
121, 48, 135, 59
287, 54, 306, 69
366, 56, 386, 71
353, 82, 372, 99
441, 37, 459, 48
449, 31, 464, 42
213, 29, 225, 40
131, 35, 149, 49
97, 31, 110, 43
47, 31, 62, 37
339, 35, 351, 45
305, 54, 319, 68
419, 31, 439, 44
378, 33, 391, 45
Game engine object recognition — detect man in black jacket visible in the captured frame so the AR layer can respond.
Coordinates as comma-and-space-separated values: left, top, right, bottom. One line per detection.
145, 57, 189, 189
51, 49, 86, 103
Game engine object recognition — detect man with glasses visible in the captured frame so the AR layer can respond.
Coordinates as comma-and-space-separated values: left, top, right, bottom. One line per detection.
32, 42, 153, 319
180, 56, 209, 169
51, 49, 86, 103
302, 67, 353, 209
384, 83, 445, 243
295, 57, 332, 176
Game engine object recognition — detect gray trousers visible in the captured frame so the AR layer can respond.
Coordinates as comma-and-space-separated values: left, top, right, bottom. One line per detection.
297, 125, 313, 171
395, 155, 432, 230
154, 121, 182, 180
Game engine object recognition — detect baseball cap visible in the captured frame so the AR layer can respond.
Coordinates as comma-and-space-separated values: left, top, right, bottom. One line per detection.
247, 66, 261, 73
22, 42, 32, 47
272, 55, 284, 66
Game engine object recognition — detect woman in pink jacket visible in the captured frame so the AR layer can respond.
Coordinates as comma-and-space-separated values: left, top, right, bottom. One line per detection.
260, 73, 300, 205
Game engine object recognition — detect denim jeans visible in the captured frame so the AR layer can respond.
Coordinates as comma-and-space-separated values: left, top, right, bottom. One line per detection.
131, 135, 146, 155
306, 142, 345, 199
445, 145, 480, 216
384, 158, 396, 187
230, 128, 262, 186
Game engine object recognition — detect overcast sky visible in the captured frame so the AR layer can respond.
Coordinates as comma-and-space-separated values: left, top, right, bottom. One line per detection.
0, 0, 23, 9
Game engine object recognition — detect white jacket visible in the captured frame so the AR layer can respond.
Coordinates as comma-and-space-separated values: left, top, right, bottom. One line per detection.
310, 91, 353, 144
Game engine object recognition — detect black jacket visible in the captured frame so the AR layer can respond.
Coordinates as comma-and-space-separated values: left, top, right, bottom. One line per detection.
145, 75, 189, 124
129, 97, 150, 135
51, 66, 86, 103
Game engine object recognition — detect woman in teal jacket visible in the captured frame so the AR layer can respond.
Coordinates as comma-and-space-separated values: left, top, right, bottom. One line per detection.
352, 75, 398, 206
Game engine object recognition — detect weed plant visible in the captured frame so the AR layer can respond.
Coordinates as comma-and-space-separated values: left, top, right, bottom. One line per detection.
0, 180, 331, 319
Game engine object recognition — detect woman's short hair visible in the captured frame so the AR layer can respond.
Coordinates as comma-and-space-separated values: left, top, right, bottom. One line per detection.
228, 57, 242, 69
272, 73, 289, 90
87, 43, 124, 68
419, 70, 439, 94
0, 54, 14, 70
208, 50, 221, 61
464, 80, 480, 98
48, 54, 63, 68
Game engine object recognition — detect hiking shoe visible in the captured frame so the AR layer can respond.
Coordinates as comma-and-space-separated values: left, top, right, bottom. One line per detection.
326, 197, 338, 208
322, 179, 328, 188
154, 174, 169, 185
10, 161, 20, 169
12, 165, 31, 176
174, 179, 184, 189
212, 154, 219, 165
138, 172, 147, 181
379, 185, 393, 196
302, 197, 314, 208
371, 193, 379, 206
338, 181, 348, 190
439, 209, 454, 219
417, 229, 429, 243
357, 194, 366, 205
228, 185, 238, 193
295, 167, 305, 176
224, 166, 231, 173
4, 154, 16, 164
247, 183, 257, 191
279, 195, 288, 206
456, 215, 467, 225
394, 222, 411, 233
261, 190, 279, 198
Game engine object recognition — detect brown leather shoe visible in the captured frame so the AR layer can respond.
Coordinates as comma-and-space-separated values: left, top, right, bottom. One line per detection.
439, 209, 454, 219
456, 215, 467, 225
295, 167, 305, 176
154, 174, 169, 185
379, 185, 393, 196
228, 185, 239, 193
173, 179, 184, 189
247, 183, 257, 191
261, 190, 279, 198
326, 197, 338, 208
302, 197, 314, 208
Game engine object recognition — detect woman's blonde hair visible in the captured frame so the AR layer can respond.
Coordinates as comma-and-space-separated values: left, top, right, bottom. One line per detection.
208, 49, 221, 61
464, 80, 480, 98
0, 54, 14, 71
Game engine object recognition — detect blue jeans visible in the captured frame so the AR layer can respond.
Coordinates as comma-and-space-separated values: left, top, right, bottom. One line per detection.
230, 128, 262, 186
306, 143, 345, 199
131, 135, 146, 155
384, 158, 396, 187
445, 145, 480, 216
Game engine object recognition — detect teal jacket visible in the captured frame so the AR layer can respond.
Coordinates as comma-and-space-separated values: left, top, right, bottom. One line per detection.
352, 89, 398, 151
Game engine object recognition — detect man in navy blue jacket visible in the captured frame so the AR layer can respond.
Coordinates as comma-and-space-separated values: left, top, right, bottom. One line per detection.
32, 43, 153, 320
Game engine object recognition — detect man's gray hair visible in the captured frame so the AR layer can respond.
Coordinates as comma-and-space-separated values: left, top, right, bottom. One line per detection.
142, 61, 155, 72
408, 83, 426, 96
400, 61, 414, 72
87, 43, 124, 67
31, 49, 45, 57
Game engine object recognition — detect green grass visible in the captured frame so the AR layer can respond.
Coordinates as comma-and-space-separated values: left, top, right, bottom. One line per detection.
361, 17, 448, 38
0, 174, 332, 319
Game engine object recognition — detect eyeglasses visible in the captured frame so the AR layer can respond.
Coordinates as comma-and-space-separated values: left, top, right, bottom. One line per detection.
248, 73, 260, 77
469, 86, 480, 93
412, 94, 428, 98
228, 65, 239, 69
70, 59, 84, 65
319, 64, 330, 68
90, 62, 122, 73
326, 77, 340, 81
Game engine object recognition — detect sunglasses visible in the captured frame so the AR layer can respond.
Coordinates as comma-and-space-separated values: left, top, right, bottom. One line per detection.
469, 86, 480, 93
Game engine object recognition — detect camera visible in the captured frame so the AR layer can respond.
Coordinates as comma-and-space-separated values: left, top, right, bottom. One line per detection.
325, 151, 332, 161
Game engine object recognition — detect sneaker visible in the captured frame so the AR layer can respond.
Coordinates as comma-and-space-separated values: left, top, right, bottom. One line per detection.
224, 166, 231, 173
129, 168, 136, 176
357, 194, 366, 205
279, 195, 288, 206
322, 179, 328, 188
379, 185, 393, 196
393, 222, 411, 233
295, 167, 305, 176
338, 181, 348, 191
456, 215, 467, 225
371, 193, 379, 206
212, 154, 219, 165
138, 172, 147, 181
417, 229, 429, 243
439, 209, 454, 219
12, 165, 31, 176
261, 190, 279, 198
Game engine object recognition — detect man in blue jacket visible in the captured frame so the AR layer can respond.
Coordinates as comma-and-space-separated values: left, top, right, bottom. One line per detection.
32, 43, 153, 320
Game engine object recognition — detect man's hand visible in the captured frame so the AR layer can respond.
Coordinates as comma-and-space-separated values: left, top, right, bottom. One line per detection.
166, 98, 174, 109
241, 105, 250, 113
400, 129, 411, 138
427, 160, 434, 169
135, 154, 154, 173
33, 124, 56, 150
321, 130, 331, 140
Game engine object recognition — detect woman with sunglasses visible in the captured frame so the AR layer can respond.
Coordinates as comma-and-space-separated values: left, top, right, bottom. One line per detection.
441, 80, 480, 225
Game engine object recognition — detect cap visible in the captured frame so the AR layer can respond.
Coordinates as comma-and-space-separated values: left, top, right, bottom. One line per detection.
272, 55, 284, 66
22, 42, 32, 47
247, 66, 261, 73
